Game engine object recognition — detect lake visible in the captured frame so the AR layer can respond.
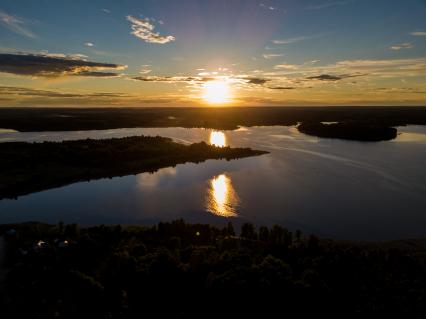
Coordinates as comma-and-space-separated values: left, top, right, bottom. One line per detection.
1, 125, 426, 240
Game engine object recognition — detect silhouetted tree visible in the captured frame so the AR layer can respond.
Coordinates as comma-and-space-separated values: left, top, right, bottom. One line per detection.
258, 226, 269, 242
241, 223, 257, 240
295, 229, 303, 242
2, 220, 426, 318
222, 222, 235, 237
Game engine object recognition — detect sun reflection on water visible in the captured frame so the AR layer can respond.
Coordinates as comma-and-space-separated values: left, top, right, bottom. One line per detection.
206, 174, 239, 217
209, 131, 227, 147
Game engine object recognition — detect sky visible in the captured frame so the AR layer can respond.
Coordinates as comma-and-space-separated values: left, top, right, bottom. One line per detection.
0, 0, 425, 107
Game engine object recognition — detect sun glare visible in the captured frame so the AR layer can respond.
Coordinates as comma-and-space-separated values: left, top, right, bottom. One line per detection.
206, 174, 239, 217
202, 80, 231, 104
209, 131, 227, 147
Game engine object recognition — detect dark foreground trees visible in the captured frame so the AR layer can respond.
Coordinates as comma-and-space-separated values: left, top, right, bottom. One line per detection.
0, 220, 425, 318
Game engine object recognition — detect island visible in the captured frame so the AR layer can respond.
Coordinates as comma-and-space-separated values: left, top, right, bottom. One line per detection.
0, 220, 425, 318
298, 122, 398, 141
0, 136, 268, 199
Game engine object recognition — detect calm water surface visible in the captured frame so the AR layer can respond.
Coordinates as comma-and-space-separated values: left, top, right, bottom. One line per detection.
1, 125, 426, 240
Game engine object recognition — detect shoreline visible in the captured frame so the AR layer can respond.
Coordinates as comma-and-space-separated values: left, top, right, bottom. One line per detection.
0, 136, 267, 199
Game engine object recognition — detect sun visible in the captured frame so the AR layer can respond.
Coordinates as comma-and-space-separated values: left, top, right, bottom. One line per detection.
202, 80, 231, 104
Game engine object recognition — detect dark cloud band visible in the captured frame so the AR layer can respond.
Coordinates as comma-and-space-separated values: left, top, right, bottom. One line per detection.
0, 53, 126, 77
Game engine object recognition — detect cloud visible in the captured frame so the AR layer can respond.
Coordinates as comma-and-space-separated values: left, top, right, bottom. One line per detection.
272, 36, 312, 45
74, 71, 122, 77
306, 74, 343, 81
268, 86, 296, 90
246, 77, 270, 85
275, 58, 426, 80
85, 42, 95, 47
274, 63, 299, 70
410, 31, 426, 36
126, 15, 175, 44
227, 58, 426, 90
259, 3, 286, 13
0, 86, 83, 98
307, 0, 354, 10
0, 10, 36, 38
0, 86, 131, 98
334, 59, 423, 68
306, 73, 366, 81
133, 76, 214, 83
0, 52, 126, 77
133, 74, 269, 87
389, 43, 413, 50
139, 65, 152, 74
101, 9, 111, 14
0, 85, 195, 106
374, 87, 426, 94
263, 53, 284, 59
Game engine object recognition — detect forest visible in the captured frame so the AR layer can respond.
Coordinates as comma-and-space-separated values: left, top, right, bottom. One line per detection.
0, 220, 425, 318
0, 136, 267, 199
298, 122, 398, 141
1, 106, 426, 132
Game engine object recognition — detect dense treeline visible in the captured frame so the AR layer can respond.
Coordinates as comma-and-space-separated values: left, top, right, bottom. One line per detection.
1, 220, 425, 318
0, 136, 267, 199
1, 106, 425, 131
298, 122, 398, 141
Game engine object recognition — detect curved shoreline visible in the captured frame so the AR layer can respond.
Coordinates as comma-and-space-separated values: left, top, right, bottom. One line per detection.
0, 136, 268, 199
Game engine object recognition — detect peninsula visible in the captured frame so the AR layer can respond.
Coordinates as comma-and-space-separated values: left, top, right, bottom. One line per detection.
0, 136, 267, 199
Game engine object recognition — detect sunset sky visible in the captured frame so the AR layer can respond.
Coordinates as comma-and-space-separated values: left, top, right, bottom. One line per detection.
0, 0, 425, 107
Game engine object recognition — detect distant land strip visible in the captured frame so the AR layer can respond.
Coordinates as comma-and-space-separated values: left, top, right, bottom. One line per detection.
297, 122, 398, 141
0, 107, 425, 132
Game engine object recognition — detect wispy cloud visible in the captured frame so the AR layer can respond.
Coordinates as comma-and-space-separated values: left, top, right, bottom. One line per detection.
0, 86, 165, 107
0, 10, 37, 38
0, 86, 131, 98
389, 43, 413, 51
126, 15, 175, 44
272, 36, 312, 45
252, 58, 426, 90
0, 52, 126, 77
307, 0, 354, 10
139, 65, 152, 74
246, 58, 426, 90
410, 31, 426, 36
374, 87, 426, 95
274, 63, 299, 70
246, 77, 270, 85
334, 58, 425, 68
259, 3, 286, 13
314, 58, 426, 78
268, 86, 296, 90
263, 53, 284, 59
133, 76, 213, 83
85, 42, 95, 47
306, 73, 366, 81
0, 86, 193, 107
133, 74, 270, 87
101, 9, 110, 14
